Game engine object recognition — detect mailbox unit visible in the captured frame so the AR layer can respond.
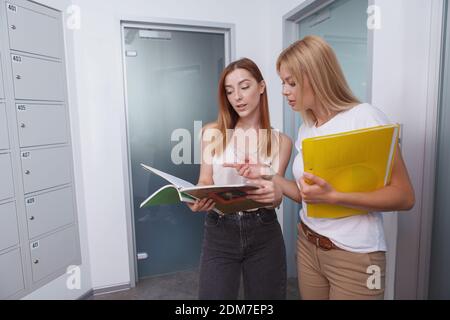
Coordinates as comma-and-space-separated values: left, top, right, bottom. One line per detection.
0, 0, 81, 299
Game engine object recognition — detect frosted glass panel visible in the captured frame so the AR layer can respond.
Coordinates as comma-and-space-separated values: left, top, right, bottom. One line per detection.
429, 1, 450, 299
283, 0, 369, 278
124, 27, 224, 278
298, 0, 368, 101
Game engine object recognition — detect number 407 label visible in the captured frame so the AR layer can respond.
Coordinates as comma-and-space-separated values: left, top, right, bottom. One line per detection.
21, 151, 31, 159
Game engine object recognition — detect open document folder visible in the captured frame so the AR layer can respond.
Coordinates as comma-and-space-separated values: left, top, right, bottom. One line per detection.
302, 124, 400, 219
139, 164, 268, 214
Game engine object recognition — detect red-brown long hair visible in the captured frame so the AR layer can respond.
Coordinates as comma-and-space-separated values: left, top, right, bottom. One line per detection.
213, 58, 273, 157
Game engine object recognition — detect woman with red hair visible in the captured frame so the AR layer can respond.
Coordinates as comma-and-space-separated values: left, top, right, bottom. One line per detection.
187, 58, 292, 300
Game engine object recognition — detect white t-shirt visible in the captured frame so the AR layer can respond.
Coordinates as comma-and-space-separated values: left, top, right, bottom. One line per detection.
292, 103, 392, 253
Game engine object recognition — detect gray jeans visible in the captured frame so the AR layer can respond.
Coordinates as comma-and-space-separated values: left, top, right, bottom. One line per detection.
198, 208, 287, 300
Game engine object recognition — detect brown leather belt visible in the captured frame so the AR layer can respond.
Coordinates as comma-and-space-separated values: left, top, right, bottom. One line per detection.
300, 223, 342, 251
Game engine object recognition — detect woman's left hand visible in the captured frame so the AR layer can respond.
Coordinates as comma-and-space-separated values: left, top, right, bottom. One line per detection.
245, 178, 282, 207
299, 172, 338, 204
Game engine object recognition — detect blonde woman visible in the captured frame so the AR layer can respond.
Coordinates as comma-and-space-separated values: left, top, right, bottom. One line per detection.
187, 58, 292, 300
229, 36, 415, 300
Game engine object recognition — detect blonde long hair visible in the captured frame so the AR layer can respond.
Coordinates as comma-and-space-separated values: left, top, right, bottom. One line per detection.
208, 58, 276, 160
276, 35, 360, 126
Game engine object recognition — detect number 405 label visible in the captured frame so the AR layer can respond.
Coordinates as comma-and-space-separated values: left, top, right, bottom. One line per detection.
31, 241, 39, 250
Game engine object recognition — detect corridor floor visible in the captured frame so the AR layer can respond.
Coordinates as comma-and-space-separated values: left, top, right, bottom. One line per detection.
90, 269, 300, 300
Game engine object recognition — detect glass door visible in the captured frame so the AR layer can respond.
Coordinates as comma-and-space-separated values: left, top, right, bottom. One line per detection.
123, 26, 225, 278
283, 0, 369, 277
297, 0, 369, 101
429, 0, 450, 299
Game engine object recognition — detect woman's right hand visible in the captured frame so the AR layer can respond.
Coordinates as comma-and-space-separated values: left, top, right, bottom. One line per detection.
223, 163, 274, 179
187, 198, 216, 212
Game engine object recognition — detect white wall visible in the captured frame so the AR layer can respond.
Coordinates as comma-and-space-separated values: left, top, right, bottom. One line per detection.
69, 0, 274, 291
23, 0, 92, 299
371, 0, 438, 299
370, 0, 418, 300
23, 0, 437, 299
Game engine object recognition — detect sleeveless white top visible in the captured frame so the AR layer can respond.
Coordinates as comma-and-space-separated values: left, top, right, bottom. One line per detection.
212, 130, 280, 186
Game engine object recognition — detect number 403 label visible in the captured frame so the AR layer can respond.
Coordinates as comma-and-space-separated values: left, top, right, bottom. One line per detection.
7, 3, 17, 13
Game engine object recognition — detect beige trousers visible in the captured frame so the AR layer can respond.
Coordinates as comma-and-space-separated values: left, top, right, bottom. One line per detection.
297, 224, 386, 300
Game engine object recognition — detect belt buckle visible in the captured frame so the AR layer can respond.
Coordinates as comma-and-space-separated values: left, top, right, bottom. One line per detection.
320, 239, 332, 251
306, 228, 332, 251
315, 237, 321, 248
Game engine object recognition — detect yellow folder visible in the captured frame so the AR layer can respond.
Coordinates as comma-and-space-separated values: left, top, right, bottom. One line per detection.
302, 124, 400, 219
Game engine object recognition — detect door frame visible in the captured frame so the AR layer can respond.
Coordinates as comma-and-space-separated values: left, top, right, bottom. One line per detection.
417, 0, 448, 299
280, 0, 382, 286
119, 18, 235, 286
